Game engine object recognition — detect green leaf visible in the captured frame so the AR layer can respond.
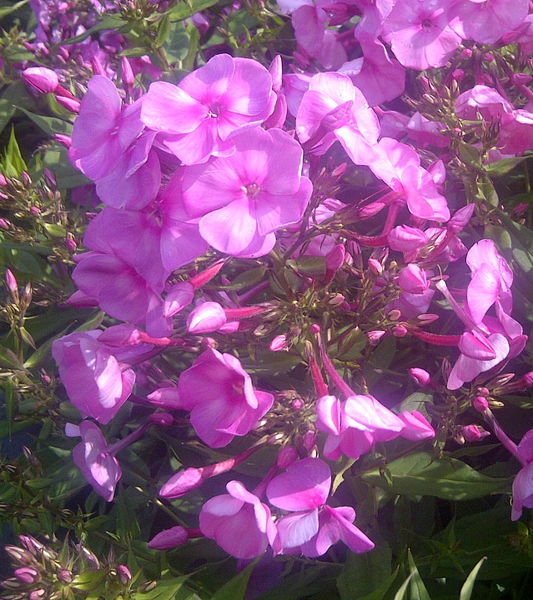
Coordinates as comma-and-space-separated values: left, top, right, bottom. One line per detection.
2, 127, 27, 177
485, 156, 528, 177
0, 419, 34, 440
16, 106, 72, 136
0, 0, 28, 18
337, 541, 392, 600
361, 452, 511, 500
133, 576, 190, 600
286, 255, 326, 277
61, 14, 126, 45
168, 0, 219, 22
407, 549, 431, 600
393, 573, 414, 600
156, 13, 171, 47
460, 557, 486, 600
216, 266, 267, 291
211, 562, 255, 600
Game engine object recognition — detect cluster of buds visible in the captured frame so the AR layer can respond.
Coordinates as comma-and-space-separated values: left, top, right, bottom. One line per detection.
2, 535, 132, 600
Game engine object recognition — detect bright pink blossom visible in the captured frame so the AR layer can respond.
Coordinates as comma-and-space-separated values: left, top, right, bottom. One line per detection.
141, 54, 275, 165
70, 76, 143, 180
512, 430, 533, 520
200, 480, 277, 559
176, 348, 274, 447
181, 127, 312, 257
449, 0, 529, 45
382, 0, 462, 70
52, 330, 135, 424
71, 421, 121, 501
296, 72, 380, 165
266, 458, 374, 556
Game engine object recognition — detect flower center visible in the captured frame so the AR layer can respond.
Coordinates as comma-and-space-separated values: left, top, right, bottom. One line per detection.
243, 183, 261, 198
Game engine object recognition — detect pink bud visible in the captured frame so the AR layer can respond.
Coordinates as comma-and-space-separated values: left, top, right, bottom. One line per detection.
54, 134, 72, 147
0, 218, 11, 229
292, 398, 304, 410
148, 526, 190, 550
57, 569, 72, 583
121, 57, 135, 88
325, 244, 345, 274
117, 565, 132, 584
187, 302, 227, 334
461, 424, 490, 442
522, 372, 533, 387
460, 48, 473, 58
472, 396, 489, 412
302, 430, 316, 452
5, 269, 17, 293
476, 387, 490, 396
368, 258, 382, 275
417, 313, 439, 324
270, 334, 288, 352
149, 412, 174, 427
367, 330, 386, 345
388, 309, 401, 321
399, 411, 435, 440
65, 234, 77, 252
30, 206, 41, 216
29, 590, 46, 600
398, 264, 428, 294
276, 446, 298, 469
55, 95, 80, 112
14, 567, 39, 584
189, 259, 225, 290
22, 67, 59, 94
452, 68, 465, 82
409, 368, 431, 386
269, 55, 283, 92
164, 281, 194, 317
392, 325, 408, 337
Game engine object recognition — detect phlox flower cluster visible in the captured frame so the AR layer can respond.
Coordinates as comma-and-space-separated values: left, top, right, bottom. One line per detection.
34, 0, 533, 564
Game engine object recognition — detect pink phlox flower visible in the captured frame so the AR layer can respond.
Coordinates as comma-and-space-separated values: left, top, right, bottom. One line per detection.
296, 72, 380, 166
282, 72, 312, 118
448, 0, 529, 45
181, 127, 312, 257
72, 248, 169, 337
199, 480, 277, 559
498, 109, 533, 155
52, 330, 136, 424
338, 35, 405, 106
382, 0, 462, 70
512, 430, 533, 520
71, 421, 122, 502
94, 130, 161, 210
141, 53, 276, 165
177, 348, 274, 447
266, 457, 374, 556
455, 85, 514, 122
291, 4, 348, 69
406, 112, 449, 148
398, 410, 435, 440
70, 76, 143, 180
316, 394, 405, 460
369, 138, 450, 221
353, 0, 396, 37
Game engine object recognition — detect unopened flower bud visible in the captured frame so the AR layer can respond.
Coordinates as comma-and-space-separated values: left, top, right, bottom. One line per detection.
0, 217, 11, 229
452, 68, 464, 81
417, 313, 439, 324
328, 293, 346, 306
368, 258, 382, 275
461, 424, 490, 442
388, 309, 401, 321
57, 569, 72, 583
187, 302, 226, 334
269, 334, 288, 352
117, 564, 132, 584
301, 430, 316, 452
56, 95, 81, 112
30, 206, 40, 216
22, 67, 59, 94
409, 368, 431, 386
521, 372, 533, 387
276, 446, 298, 469
398, 264, 428, 294
148, 526, 189, 550
5, 269, 18, 294
65, 234, 77, 252
392, 325, 408, 337
14, 567, 39, 584
472, 396, 489, 412
460, 48, 472, 59
29, 590, 46, 600
292, 398, 304, 410
476, 387, 490, 396
367, 330, 385, 345
149, 412, 174, 427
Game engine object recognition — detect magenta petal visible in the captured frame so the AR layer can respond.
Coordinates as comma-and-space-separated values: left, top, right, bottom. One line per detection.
267, 457, 331, 511
329, 506, 375, 554
141, 82, 207, 134
316, 395, 343, 436
343, 395, 405, 433
459, 331, 498, 360
467, 263, 500, 325
277, 509, 319, 549
518, 431, 533, 464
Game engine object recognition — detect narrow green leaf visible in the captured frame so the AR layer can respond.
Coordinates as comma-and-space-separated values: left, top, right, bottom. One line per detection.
485, 156, 528, 177
0, 419, 34, 440
407, 549, 431, 600
2, 127, 27, 177
3, 378, 16, 437
0, 0, 28, 18
211, 562, 255, 600
361, 452, 511, 500
16, 106, 72, 136
168, 0, 218, 22
393, 573, 414, 600
459, 557, 487, 600
133, 575, 190, 600
337, 542, 392, 600
61, 14, 126, 45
